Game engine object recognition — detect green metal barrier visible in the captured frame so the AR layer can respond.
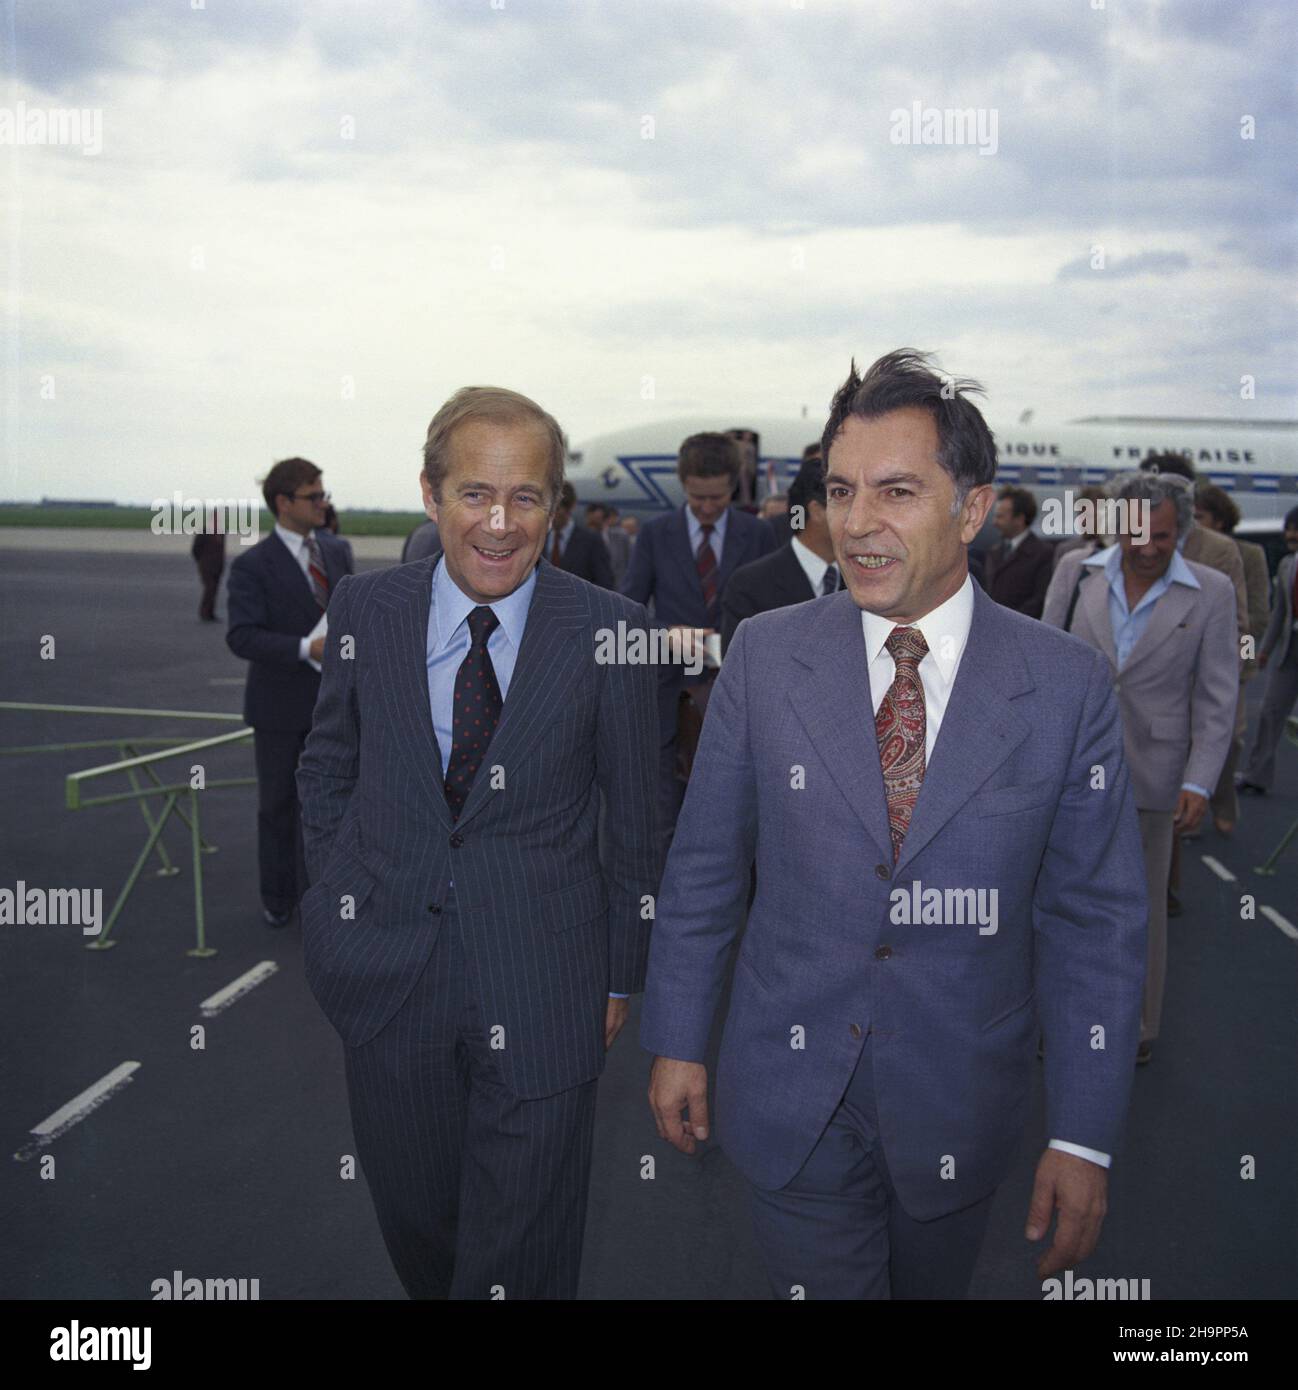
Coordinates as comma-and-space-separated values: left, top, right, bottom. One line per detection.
0, 702, 255, 954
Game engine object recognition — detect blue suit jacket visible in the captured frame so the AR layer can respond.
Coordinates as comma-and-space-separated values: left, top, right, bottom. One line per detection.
640, 582, 1147, 1218
621, 505, 777, 742
225, 529, 353, 731
295, 557, 661, 1098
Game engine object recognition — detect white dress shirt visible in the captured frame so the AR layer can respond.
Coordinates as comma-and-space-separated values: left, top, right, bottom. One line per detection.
275, 522, 323, 671
791, 536, 835, 596
860, 572, 1110, 1169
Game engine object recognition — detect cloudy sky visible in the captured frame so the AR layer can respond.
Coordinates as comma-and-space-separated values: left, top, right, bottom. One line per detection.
2, 0, 1295, 509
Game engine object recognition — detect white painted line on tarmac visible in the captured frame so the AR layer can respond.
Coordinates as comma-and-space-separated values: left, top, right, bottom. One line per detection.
1259, 906, 1298, 941
200, 960, 278, 1017
29, 1061, 142, 1143
1201, 855, 1237, 882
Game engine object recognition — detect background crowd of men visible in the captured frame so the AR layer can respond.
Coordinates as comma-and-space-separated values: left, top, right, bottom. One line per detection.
201, 377, 1297, 1299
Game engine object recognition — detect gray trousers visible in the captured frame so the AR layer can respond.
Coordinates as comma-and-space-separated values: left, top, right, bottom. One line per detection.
1138, 808, 1174, 1043
1241, 639, 1298, 791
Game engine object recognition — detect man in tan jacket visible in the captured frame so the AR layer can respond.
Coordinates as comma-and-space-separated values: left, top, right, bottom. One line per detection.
1137, 456, 1246, 913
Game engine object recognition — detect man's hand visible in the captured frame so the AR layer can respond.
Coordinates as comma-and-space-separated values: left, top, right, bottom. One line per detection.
309, 636, 326, 662
1025, 1148, 1108, 1279
666, 625, 716, 666
605, 997, 629, 1050
648, 1056, 710, 1154
1173, 788, 1208, 834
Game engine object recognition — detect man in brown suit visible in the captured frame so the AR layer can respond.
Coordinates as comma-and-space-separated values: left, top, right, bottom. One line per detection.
1193, 484, 1269, 833
983, 486, 1054, 618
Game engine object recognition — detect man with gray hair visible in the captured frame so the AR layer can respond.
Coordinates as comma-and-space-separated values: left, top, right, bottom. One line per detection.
1043, 471, 1237, 1064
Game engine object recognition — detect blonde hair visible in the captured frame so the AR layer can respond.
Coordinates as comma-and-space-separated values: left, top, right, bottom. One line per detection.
421, 386, 565, 507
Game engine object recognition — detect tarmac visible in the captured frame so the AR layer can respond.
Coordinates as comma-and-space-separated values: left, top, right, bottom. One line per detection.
1, 535, 1294, 1300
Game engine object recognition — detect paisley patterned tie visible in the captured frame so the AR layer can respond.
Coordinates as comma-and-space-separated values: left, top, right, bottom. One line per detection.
875, 626, 928, 862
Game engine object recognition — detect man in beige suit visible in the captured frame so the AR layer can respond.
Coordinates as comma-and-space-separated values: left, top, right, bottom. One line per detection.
1136, 455, 1246, 911
1239, 506, 1298, 797
1044, 472, 1237, 1064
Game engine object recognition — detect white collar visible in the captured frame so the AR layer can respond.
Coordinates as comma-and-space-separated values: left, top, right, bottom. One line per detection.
860, 573, 974, 688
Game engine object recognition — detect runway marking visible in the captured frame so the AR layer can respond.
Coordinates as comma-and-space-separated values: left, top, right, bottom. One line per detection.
13, 1061, 141, 1160
1259, 906, 1298, 941
1200, 855, 1237, 882
200, 960, 278, 1016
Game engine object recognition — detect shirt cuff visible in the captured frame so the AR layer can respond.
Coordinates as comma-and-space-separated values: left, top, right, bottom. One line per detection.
608, 992, 629, 999
1049, 1138, 1111, 1168
1181, 782, 1211, 799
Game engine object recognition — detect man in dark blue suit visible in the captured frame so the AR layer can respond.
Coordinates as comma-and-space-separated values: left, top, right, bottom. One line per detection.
644, 350, 1147, 1299
548, 481, 615, 588
226, 457, 353, 926
296, 387, 659, 1299
621, 432, 776, 851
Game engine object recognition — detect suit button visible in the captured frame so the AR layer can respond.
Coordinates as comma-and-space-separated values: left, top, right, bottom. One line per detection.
875, 945, 893, 961
450, 834, 463, 849
427, 903, 442, 915
875, 863, 890, 880
849, 1023, 862, 1039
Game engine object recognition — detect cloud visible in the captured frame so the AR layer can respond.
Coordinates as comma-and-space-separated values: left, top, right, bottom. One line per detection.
1055, 249, 1192, 280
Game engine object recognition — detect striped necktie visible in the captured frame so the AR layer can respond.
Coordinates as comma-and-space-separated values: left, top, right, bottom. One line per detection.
306, 535, 329, 609
822, 563, 839, 596
697, 523, 718, 617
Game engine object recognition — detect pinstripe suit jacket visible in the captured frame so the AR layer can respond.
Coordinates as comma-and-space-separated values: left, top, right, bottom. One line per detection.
296, 556, 661, 1098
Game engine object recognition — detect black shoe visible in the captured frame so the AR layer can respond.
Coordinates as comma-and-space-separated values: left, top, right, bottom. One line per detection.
1136, 1041, 1153, 1065
1236, 780, 1268, 797
262, 907, 292, 927
1167, 890, 1182, 918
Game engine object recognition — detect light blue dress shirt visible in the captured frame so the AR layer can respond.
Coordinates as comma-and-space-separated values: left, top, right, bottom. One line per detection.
1083, 543, 1210, 798
685, 504, 727, 565
427, 554, 535, 772
426, 556, 626, 997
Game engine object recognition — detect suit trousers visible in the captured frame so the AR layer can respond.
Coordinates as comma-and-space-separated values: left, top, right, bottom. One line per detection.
342, 900, 599, 1299
746, 1033, 995, 1299
1241, 639, 1298, 790
1137, 808, 1174, 1043
252, 727, 308, 916
1209, 684, 1250, 827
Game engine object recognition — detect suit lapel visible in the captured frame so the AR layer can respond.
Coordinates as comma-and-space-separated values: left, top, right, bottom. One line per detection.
716, 508, 749, 592
668, 508, 703, 605
1120, 579, 1196, 676
455, 560, 590, 828
790, 592, 894, 864
894, 586, 1033, 873
1078, 563, 1118, 669
374, 557, 453, 829
268, 530, 323, 628
777, 540, 815, 601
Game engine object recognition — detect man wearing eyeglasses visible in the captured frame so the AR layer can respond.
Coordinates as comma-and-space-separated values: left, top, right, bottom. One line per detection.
227, 456, 354, 927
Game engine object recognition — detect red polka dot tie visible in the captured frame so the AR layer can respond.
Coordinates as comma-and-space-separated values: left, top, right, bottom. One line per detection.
875, 626, 928, 862
444, 606, 502, 820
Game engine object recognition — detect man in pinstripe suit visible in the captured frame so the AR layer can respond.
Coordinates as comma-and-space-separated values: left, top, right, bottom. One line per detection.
297, 387, 660, 1299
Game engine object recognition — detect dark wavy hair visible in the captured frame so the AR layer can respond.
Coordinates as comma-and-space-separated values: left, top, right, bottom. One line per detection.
820, 349, 998, 507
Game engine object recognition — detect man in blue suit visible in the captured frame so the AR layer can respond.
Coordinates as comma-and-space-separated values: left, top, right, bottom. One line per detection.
296, 387, 659, 1299
621, 432, 777, 851
642, 350, 1148, 1299
226, 457, 353, 926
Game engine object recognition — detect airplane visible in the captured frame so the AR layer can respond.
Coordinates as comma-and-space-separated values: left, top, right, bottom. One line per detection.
566, 415, 1298, 537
